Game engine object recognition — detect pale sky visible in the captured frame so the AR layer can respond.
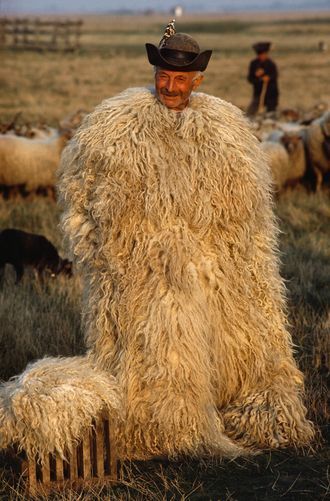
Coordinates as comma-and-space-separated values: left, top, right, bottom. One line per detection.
2, 0, 330, 13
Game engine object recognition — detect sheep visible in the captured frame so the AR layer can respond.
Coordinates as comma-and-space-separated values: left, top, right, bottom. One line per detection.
0, 129, 71, 195
261, 130, 307, 192
28, 126, 59, 140
0, 116, 55, 139
252, 117, 306, 142
0, 228, 72, 283
305, 111, 330, 191
261, 140, 290, 191
0, 112, 21, 135
60, 109, 88, 131
250, 117, 278, 141
280, 108, 300, 122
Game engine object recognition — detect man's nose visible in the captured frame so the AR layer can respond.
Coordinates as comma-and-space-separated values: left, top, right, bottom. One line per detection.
166, 78, 176, 92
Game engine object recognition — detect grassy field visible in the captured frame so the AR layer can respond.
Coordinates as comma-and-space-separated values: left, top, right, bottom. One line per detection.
0, 13, 330, 125
0, 192, 329, 499
0, 11, 329, 500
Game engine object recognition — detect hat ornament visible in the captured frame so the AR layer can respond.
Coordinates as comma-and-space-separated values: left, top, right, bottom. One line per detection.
159, 19, 176, 48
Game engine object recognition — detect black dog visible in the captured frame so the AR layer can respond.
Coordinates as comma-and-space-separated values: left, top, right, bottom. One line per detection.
0, 228, 72, 283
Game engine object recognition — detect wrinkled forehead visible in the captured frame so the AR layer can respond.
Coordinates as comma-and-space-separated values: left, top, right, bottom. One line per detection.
155, 68, 198, 78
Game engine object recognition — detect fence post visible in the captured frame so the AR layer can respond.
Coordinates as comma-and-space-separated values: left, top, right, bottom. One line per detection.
22, 18, 28, 45
0, 17, 6, 46
75, 20, 82, 50
12, 18, 18, 46
63, 20, 70, 51
51, 22, 58, 50
34, 18, 40, 47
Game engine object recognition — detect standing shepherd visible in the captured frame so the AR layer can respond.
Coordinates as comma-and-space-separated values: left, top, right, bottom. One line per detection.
58, 22, 313, 457
0, 22, 313, 462
247, 41, 279, 116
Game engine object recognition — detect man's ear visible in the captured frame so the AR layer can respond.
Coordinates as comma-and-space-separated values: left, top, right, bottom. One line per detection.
192, 74, 204, 90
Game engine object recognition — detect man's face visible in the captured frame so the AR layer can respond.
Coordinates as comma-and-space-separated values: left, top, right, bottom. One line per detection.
155, 68, 204, 111
257, 52, 269, 61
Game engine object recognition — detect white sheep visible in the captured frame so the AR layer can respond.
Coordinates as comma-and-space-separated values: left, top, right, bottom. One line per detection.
305, 111, 330, 191
261, 140, 290, 191
0, 130, 70, 193
253, 118, 306, 142
261, 130, 307, 192
60, 109, 88, 131
28, 126, 59, 140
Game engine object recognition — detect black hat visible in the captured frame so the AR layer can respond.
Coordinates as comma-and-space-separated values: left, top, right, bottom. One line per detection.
146, 20, 212, 72
253, 41, 272, 54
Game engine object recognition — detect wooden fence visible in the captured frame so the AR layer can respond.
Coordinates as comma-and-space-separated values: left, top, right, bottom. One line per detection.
0, 17, 83, 51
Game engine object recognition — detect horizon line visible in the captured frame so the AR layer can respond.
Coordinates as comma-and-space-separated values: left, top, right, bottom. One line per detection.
1, 6, 330, 15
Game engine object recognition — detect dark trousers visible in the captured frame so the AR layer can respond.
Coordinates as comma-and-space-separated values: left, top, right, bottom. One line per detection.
247, 95, 278, 116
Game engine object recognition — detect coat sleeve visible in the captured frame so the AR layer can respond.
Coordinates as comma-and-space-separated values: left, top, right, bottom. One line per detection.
247, 60, 258, 84
57, 137, 100, 271
265, 60, 278, 81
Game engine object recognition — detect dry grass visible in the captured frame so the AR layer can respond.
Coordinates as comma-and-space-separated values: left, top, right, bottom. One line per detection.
0, 13, 330, 125
0, 200, 84, 381
278, 191, 330, 429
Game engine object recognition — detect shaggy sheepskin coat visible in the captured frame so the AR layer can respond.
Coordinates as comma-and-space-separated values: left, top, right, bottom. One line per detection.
0, 87, 313, 462
57, 87, 313, 459
0, 356, 121, 461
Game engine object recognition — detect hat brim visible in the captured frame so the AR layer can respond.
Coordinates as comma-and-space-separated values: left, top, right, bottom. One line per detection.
145, 43, 212, 72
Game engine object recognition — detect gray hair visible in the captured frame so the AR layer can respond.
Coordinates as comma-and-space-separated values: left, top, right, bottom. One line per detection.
192, 71, 203, 81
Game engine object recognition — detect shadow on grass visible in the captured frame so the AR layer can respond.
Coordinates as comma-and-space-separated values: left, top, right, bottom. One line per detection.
1, 449, 329, 500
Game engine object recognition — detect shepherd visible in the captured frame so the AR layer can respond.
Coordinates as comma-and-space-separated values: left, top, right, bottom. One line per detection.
58, 20, 313, 457
0, 21, 313, 463
247, 41, 279, 116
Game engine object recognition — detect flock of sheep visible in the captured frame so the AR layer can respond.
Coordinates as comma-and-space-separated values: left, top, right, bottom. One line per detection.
256, 108, 330, 192
0, 107, 329, 199
0, 110, 85, 199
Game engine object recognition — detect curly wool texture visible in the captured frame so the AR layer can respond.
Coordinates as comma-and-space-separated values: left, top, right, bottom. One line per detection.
0, 356, 121, 462
57, 87, 314, 459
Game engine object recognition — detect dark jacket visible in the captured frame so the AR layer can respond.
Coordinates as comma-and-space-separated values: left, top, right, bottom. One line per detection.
247, 57, 279, 111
